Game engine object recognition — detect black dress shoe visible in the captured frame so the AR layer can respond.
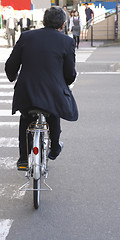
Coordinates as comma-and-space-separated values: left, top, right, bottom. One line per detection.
17, 157, 28, 171
48, 142, 63, 160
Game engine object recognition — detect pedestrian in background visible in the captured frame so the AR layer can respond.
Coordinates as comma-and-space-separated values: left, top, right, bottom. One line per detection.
19, 12, 31, 33
6, 12, 18, 48
62, 5, 69, 34
69, 10, 82, 49
68, 10, 74, 30
85, 3, 94, 40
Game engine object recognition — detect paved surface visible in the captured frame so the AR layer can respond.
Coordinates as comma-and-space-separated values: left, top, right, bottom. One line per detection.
0, 45, 120, 240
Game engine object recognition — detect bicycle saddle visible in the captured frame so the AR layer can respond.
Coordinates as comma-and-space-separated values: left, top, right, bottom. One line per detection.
28, 108, 50, 118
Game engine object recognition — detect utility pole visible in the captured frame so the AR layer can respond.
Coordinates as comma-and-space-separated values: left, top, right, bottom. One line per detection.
114, 0, 118, 41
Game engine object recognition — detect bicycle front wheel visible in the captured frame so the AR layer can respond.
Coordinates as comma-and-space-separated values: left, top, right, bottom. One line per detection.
33, 178, 41, 209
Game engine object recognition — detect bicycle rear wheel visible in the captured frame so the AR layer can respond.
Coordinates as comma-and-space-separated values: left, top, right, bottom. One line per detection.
33, 178, 41, 209
33, 132, 42, 209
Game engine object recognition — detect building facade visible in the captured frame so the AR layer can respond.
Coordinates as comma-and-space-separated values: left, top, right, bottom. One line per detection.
1, 0, 51, 10
52, 0, 120, 10
1, 0, 31, 10
1, 0, 119, 10
1, 0, 78, 10
51, 0, 79, 8
32, 0, 51, 9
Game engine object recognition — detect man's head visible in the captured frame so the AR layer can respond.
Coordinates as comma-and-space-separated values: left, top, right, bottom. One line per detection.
43, 7, 66, 29
62, 5, 67, 11
22, 12, 26, 19
85, 3, 88, 9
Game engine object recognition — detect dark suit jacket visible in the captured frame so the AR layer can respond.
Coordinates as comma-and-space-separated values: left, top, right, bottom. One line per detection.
5, 27, 78, 121
19, 18, 31, 31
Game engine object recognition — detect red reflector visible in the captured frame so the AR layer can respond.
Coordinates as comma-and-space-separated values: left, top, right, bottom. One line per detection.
33, 147, 39, 155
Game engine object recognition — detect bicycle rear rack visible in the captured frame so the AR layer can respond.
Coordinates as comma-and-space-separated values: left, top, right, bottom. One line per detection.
19, 113, 52, 193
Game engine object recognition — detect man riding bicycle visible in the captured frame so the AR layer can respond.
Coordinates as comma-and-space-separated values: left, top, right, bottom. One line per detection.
5, 7, 78, 170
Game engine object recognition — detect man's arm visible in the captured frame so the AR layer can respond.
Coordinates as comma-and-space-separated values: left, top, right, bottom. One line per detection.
63, 38, 76, 85
5, 35, 22, 82
91, 9, 94, 18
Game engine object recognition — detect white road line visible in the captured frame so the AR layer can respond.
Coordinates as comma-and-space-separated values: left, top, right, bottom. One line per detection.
0, 100, 12, 104
12, 190, 25, 199
0, 138, 18, 147
0, 110, 19, 116
0, 79, 8, 82
76, 52, 93, 63
0, 73, 6, 76
0, 184, 25, 199
0, 85, 14, 89
0, 92, 13, 96
80, 72, 120, 75
0, 219, 13, 240
70, 83, 74, 89
76, 50, 94, 53
0, 157, 17, 169
70, 72, 79, 89
76, 48, 95, 63
0, 154, 18, 174
87, 61, 120, 63
78, 48, 96, 51
0, 122, 18, 126
0, 60, 6, 63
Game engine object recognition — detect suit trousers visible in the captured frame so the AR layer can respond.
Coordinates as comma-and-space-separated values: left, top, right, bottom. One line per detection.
19, 109, 61, 158
7, 28, 15, 47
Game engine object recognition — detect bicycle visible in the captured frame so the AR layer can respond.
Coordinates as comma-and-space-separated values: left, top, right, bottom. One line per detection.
19, 109, 52, 209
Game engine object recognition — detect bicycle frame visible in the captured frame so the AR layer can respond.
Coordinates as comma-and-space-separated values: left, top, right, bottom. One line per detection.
19, 112, 52, 193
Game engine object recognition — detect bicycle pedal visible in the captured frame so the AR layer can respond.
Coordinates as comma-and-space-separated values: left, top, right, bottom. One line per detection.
17, 166, 29, 171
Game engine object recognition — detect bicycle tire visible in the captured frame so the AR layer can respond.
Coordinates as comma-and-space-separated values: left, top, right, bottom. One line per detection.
33, 178, 41, 209
33, 132, 42, 209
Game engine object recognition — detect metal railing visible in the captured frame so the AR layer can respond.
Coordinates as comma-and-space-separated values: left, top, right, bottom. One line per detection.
81, 8, 120, 46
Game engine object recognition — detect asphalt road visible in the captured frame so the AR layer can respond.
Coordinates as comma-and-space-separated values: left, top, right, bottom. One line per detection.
0, 46, 120, 240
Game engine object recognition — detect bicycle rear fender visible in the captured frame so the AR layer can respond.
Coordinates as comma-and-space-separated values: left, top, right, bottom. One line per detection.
33, 130, 41, 180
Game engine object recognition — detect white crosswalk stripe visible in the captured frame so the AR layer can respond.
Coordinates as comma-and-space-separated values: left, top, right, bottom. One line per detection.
0, 79, 9, 82
0, 48, 12, 63
76, 48, 96, 62
0, 74, 18, 130
0, 184, 25, 198
0, 73, 6, 76
0, 100, 12, 103
0, 157, 17, 169
0, 219, 13, 240
0, 92, 13, 96
0, 84, 14, 88
0, 122, 18, 126
0, 137, 18, 147
0, 110, 19, 116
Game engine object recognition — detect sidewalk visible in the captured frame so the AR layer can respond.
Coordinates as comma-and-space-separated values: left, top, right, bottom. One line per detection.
0, 28, 105, 49
0, 29, 119, 49
79, 40, 104, 48
0, 37, 105, 49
